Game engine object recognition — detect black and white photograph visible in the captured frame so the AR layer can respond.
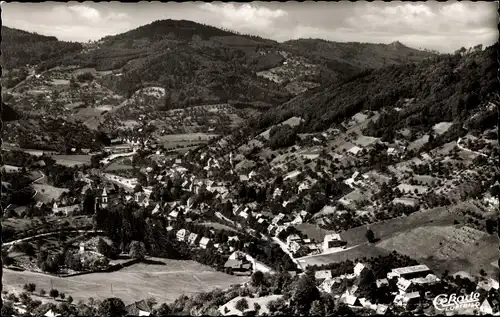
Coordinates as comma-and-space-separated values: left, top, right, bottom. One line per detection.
1, 1, 499, 316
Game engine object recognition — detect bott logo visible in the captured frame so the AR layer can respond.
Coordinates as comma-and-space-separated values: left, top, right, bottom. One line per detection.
433, 292, 481, 312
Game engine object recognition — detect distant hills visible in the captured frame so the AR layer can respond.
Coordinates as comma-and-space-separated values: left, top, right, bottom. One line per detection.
1, 20, 437, 111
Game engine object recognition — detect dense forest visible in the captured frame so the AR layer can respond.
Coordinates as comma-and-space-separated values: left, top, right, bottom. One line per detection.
1, 26, 83, 70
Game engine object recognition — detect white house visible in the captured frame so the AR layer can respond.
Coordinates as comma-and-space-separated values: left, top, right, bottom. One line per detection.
323, 233, 343, 251
176, 229, 189, 242
188, 233, 198, 245
199, 237, 213, 249
480, 299, 493, 315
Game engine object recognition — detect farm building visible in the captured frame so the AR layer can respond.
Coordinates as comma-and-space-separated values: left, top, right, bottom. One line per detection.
387, 264, 431, 280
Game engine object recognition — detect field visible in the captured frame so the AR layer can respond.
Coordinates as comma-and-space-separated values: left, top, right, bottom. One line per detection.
3, 216, 93, 241
104, 157, 134, 172
32, 184, 69, 203
50, 154, 92, 167
295, 223, 335, 243
158, 133, 219, 149
199, 222, 238, 233
296, 244, 389, 269
3, 165, 21, 172
376, 226, 498, 276
407, 134, 430, 151
432, 122, 453, 135
3, 259, 249, 305
339, 205, 466, 247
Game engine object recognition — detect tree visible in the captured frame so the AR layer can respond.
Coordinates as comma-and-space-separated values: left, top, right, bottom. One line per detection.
98, 298, 127, 317
235, 298, 249, 313
156, 303, 171, 316
293, 273, 320, 315
129, 240, 147, 260
23, 283, 36, 293
1, 301, 16, 316
309, 300, 324, 316
253, 303, 261, 313
60, 293, 66, 300
67, 296, 74, 304
49, 289, 59, 299
365, 228, 375, 243
40, 289, 46, 297
251, 271, 265, 287
146, 297, 157, 310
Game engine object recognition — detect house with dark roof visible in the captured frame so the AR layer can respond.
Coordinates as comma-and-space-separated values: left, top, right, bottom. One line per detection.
125, 300, 153, 316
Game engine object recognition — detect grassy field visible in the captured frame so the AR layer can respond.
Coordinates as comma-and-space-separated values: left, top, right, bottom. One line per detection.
3, 259, 249, 305
32, 184, 69, 203
295, 223, 335, 243
376, 226, 498, 276
339, 205, 464, 247
104, 157, 134, 172
3, 216, 93, 237
50, 155, 92, 167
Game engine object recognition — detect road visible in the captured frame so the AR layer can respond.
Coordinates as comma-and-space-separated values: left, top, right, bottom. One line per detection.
456, 137, 488, 158
4, 229, 105, 247
30, 171, 46, 199
271, 237, 304, 271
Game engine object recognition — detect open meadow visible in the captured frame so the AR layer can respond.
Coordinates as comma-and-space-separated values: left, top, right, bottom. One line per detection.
3, 258, 249, 305
50, 154, 92, 167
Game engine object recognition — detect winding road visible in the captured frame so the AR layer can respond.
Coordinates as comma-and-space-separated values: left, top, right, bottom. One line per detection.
456, 137, 488, 158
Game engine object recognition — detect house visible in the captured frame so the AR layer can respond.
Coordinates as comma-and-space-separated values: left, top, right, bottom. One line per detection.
52, 202, 59, 214
286, 234, 301, 245
44, 309, 61, 317
376, 304, 389, 315
393, 292, 420, 308
169, 210, 179, 219
125, 300, 153, 316
176, 229, 189, 242
341, 293, 361, 307
323, 233, 346, 251
151, 203, 161, 215
387, 264, 431, 280
187, 233, 198, 245
319, 278, 337, 293
272, 213, 285, 225
347, 146, 363, 156
480, 299, 493, 315
353, 263, 367, 277
315, 270, 333, 281
288, 241, 303, 254
376, 278, 389, 288
199, 237, 213, 249
224, 259, 252, 274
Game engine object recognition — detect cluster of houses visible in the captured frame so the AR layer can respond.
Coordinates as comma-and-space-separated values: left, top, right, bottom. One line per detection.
312, 262, 498, 315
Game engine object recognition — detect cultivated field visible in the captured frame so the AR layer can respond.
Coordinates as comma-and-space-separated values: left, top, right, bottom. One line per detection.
3, 259, 249, 305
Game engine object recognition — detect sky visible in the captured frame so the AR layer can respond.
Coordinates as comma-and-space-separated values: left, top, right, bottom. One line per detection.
1, 1, 498, 53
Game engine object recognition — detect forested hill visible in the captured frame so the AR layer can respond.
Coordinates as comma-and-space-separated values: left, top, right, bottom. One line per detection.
78, 19, 435, 109
1, 26, 83, 70
247, 43, 498, 138
100, 19, 276, 44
